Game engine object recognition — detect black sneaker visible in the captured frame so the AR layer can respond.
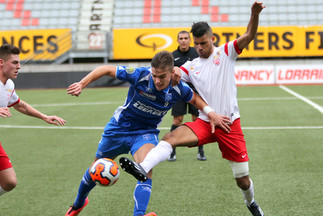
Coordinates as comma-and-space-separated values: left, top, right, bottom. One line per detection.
247, 201, 264, 216
167, 150, 176, 162
197, 152, 207, 161
119, 157, 148, 182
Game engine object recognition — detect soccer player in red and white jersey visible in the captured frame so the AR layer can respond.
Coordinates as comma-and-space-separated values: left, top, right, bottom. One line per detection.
0, 44, 66, 197
120, 2, 266, 215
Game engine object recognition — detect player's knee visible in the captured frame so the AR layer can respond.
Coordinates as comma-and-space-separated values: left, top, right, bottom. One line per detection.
2, 178, 17, 191
235, 176, 250, 190
229, 160, 250, 189
162, 132, 177, 146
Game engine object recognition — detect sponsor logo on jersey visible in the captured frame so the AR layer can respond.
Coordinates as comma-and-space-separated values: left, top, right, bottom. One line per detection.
139, 90, 156, 101
174, 57, 180, 61
133, 101, 167, 116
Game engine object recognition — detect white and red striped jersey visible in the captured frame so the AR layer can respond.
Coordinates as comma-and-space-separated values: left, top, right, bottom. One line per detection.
0, 79, 20, 107
180, 39, 242, 122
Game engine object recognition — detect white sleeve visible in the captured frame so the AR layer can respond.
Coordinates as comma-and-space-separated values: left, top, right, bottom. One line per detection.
8, 90, 19, 106
179, 60, 192, 83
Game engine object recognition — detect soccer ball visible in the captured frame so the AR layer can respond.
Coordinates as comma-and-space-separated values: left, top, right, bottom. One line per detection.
90, 158, 120, 187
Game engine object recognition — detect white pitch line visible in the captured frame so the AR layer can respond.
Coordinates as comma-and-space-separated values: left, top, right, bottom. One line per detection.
279, 85, 323, 114
26, 97, 323, 108
0, 125, 322, 130
31, 101, 122, 107
0, 125, 103, 130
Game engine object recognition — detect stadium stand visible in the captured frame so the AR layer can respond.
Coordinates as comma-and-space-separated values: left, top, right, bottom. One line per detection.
1, 0, 80, 30
112, 0, 323, 28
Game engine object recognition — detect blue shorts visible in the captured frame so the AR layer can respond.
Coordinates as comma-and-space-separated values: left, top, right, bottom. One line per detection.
95, 119, 159, 159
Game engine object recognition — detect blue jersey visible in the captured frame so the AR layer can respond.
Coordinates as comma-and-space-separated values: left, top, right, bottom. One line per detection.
105, 66, 193, 132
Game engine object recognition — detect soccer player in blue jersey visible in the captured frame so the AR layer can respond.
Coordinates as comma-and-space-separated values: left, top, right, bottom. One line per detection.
65, 51, 231, 216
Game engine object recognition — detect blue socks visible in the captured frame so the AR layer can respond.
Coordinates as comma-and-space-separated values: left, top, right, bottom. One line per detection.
133, 178, 152, 216
73, 168, 96, 209
73, 168, 152, 215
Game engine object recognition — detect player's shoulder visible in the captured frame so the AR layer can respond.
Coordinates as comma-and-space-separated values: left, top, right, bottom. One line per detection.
118, 66, 150, 76
174, 80, 191, 91
5, 79, 15, 88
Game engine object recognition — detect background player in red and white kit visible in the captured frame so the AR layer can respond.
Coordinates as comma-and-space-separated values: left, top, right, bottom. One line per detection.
120, 2, 266, 216
0, 44, 66, 197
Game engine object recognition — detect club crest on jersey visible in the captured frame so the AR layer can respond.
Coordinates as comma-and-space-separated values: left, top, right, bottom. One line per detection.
125, 67, 135, 74
213, 51, 221, 66
165, 93, 172, 101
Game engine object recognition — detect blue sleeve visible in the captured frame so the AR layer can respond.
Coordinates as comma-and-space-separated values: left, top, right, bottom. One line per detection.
179, 81, 194, 102
116, 66, 150, 85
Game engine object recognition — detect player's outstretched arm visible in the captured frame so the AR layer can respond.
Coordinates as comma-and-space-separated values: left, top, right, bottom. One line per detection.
13, 100, 66, 126
0, 107, 12, 118
171, 67, 181, 86
189, 93, 231, 133
236, 1, 265, 51
67, 65, 117, 97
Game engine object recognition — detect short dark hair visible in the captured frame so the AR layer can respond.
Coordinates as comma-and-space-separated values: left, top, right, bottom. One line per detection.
190, 22, 213, 38
177, 30, 190, 39
0, 44, 20, 61
151, 50, 174, 72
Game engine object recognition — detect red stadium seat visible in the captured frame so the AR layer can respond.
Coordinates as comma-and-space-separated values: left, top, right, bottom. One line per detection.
221, 14, 228, 22
153, 15, 160, 23
201, 6, 209, 14
23, 10, 31, 18
31, 18, 39, 26
143, 15, 151, 23
21, 18, 29, 26
211, 14, 219, 22
192, 0, 199, 6
14, 9, 22, 18
144, 0, 152, 8
16, 2, 24, 10
6, 2, 14, 10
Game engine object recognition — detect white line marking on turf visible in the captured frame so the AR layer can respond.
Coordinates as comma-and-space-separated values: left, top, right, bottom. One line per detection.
0, 125, 322, 130
28, 97, 323, 108
0, 125, 103, 130
31, 101, 122, 107
238, 96, 323, 101
279, 85, 323, 114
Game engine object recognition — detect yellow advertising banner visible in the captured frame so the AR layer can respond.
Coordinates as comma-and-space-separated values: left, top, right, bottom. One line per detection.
0, 29, 72, 61
113, 26, 323, 59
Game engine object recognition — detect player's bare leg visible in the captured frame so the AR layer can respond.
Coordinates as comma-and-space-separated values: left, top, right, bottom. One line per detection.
0, 167, 17, 196
121, 125, 198, 178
